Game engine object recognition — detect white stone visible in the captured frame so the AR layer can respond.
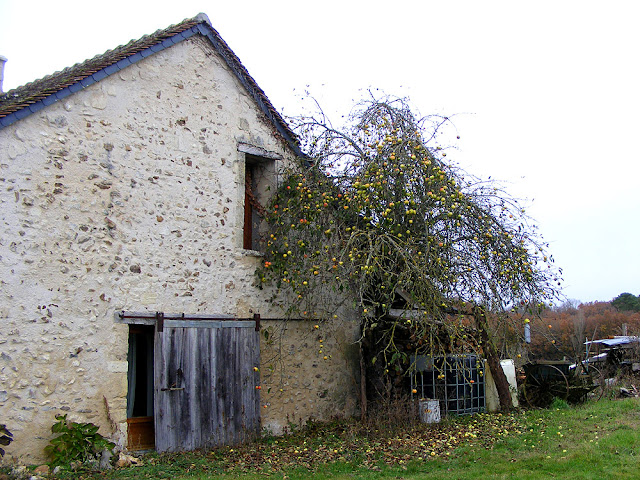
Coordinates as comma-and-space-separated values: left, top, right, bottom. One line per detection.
89, 92, 108, 110
107, 361, 127, 374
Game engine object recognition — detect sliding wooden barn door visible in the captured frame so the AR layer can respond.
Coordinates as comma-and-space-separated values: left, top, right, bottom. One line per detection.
153, 319, 260, 452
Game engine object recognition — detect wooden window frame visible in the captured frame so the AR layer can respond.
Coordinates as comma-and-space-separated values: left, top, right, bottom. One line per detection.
239, 144, 280, 252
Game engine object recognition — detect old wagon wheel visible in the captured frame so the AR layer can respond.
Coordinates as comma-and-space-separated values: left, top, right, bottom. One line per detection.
523, 364, 569, 408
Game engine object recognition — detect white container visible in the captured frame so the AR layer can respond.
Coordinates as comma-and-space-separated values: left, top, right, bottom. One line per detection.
484, 359, 519, 412
419, 399, 441, 424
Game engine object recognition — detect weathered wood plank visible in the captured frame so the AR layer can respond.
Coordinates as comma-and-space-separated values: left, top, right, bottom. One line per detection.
154, 322, 260, 452
163, 320, 254, 329
237, 142, 283, 159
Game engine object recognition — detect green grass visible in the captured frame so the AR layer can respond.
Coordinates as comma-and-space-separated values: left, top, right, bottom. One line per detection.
47, 398, 640, 480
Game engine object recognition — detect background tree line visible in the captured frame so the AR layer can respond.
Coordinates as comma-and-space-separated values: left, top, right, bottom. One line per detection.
517, 293, 640, 361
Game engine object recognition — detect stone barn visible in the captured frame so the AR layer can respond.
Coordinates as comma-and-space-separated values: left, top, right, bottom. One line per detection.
0, 14, 360, 462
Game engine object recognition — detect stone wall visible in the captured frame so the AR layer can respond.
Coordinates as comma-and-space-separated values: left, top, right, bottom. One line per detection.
0, 37, 360, 462
260, 310, 361, 435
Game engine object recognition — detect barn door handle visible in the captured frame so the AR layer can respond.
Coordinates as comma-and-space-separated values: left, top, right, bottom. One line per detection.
160, 387, 185, 392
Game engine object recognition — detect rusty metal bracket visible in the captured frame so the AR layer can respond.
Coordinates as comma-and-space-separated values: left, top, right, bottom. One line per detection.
254, 313, 261, 331
155, 311, 164, 333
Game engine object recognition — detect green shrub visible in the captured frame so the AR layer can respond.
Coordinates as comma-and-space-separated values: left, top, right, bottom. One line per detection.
550, 397, 571, 410
44, 414, 115, 467
0, 424, 13, 456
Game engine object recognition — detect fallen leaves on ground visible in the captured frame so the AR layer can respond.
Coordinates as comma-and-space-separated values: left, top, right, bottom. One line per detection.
203, 412, 528, 474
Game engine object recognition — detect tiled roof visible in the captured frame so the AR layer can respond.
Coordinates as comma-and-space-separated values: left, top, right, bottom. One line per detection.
0, 13, 302, 156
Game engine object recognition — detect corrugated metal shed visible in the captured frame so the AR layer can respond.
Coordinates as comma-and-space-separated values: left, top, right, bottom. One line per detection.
585, 336, 640, 348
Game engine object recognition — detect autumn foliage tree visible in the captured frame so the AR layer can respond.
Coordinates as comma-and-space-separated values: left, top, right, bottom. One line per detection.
529, 300, 640, 361
259, 97, 561, 410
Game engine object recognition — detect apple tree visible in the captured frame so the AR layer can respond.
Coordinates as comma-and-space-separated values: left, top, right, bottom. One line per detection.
258, 97, 562, 410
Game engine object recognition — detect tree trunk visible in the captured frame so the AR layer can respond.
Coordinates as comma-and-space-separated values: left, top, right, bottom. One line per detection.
359, 341, 368, 421
473, 306, 513, 411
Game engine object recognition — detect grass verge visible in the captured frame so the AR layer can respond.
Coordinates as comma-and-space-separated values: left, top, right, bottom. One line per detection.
34, 397, 640, 479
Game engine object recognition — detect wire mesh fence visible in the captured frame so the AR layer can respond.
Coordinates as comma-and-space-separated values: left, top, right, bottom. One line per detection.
410, 354, 485, 416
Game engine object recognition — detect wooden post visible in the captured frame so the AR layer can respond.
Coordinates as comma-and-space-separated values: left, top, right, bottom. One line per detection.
155, 312, 164, 333
243, 173, 253, 250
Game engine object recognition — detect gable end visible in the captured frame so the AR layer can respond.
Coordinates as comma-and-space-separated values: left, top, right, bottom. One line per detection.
0, 14, 303, 157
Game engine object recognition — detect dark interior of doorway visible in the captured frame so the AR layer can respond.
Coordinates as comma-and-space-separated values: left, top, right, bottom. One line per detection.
127, 325, 155, 450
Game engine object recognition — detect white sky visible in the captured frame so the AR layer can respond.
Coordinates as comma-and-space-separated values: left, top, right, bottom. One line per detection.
1, 0, 638, 304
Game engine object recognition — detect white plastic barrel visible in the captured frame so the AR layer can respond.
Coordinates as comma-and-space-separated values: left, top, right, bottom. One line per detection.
419, 399, 441, 424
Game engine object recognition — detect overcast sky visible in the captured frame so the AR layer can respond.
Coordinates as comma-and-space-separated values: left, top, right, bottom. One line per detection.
1, 0, 638, 304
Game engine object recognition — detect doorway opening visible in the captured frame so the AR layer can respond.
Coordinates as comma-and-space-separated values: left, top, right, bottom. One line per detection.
119, 311, 261, 452
126, 325, 155, 450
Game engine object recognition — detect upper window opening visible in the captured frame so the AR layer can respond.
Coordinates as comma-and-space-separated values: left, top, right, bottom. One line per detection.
238, 143, 281, 252
243, 156, 275, 251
